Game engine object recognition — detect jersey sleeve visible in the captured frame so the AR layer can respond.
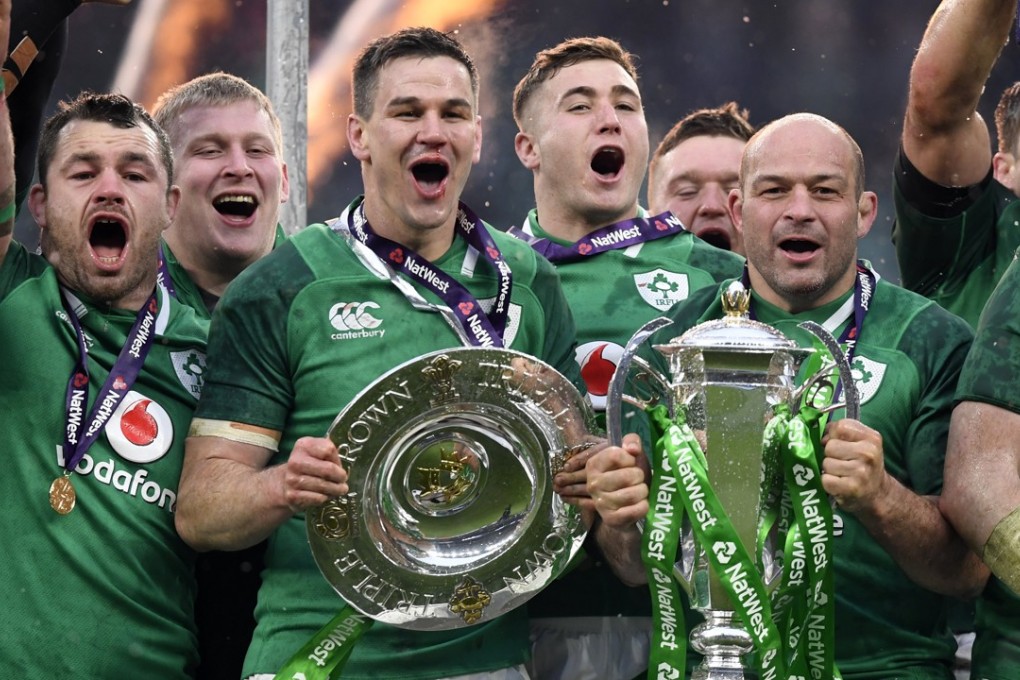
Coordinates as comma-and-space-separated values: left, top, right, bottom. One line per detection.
891, 147, 1006, 299
194, 243, 309, 430
956, 256, 1020, 413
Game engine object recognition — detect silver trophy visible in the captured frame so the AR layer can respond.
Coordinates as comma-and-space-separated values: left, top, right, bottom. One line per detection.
307, 347, 596, 631
607, 282, 857, 679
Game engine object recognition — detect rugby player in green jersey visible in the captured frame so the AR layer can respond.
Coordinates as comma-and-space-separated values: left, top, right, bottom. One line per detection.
153, 73, 290, 318
589, 113, 989, 679
0, 1, 211, 671
647, 102, 755, 256
176, 27, 611, 680
510, 36, 743, 680
898, 1, 1020, 675
151, 72, 292, 680
894, 0, 1020, 329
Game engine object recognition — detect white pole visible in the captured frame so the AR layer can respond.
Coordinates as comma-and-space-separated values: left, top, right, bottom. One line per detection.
267, 0, 309, 234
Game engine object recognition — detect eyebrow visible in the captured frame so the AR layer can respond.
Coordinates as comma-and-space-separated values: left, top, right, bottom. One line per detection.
751, 172, 846, 186
669, 169, 739, 185
185, 131, 275, 148
559, 84, 641, 103
385, 96, 473, 110
61, 150, 158, 172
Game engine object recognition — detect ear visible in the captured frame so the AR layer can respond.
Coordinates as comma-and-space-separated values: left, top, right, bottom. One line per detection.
856, 191, 878, 239
515, 130, 540, 170
279, 161, 291, 204
347, 113, 370, 162
28, 183, 47, 229
472, 115, 483, 164
993, 151, 1016, 187
727, 188, 743, 238
165, 185, 181, 226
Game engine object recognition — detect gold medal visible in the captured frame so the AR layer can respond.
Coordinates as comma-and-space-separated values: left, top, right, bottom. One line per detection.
49, 475, 76, 515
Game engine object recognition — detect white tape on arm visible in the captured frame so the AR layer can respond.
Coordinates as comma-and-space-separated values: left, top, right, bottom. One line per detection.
188, 418, 281, 452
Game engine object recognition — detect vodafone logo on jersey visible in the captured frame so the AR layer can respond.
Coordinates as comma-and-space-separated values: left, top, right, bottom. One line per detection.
329, 301, 386, 340
576, 341, 625, 410
105, 390, 174, 464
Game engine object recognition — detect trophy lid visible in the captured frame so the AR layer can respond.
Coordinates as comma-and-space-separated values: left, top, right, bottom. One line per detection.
654, 281, 802, 356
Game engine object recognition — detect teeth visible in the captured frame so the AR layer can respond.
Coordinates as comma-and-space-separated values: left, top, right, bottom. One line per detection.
215, 195, 255, 206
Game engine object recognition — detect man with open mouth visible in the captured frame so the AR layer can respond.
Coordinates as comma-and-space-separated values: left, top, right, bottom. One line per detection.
176, 26, 599, 680
509, 36, 745, 680
153, 72, 290, 320
0, 6, 209, 672
590, 112, 988, 680
149, 71, 292, 680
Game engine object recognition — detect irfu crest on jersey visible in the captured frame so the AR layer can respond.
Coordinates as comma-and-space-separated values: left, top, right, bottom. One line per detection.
851, 355, 886, 405
634, 269, 690, 311
171, 350, 207, 400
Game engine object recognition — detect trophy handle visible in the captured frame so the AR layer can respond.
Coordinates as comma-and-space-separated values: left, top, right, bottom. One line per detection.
798, 320, 860, 421
606, 316, 675, 446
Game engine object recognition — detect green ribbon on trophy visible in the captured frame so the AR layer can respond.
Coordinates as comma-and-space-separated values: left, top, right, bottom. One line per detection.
642, 402, 841, 680
272, 608, 372, 680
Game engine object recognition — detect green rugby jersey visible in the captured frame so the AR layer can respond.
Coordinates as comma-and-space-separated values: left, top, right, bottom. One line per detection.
0, 241, 209, 678
161, 225, 287, 319
643, 275, 971, 679
955, 255, 1020, 680
518, 210, 742, 630
892, 160, 1020, 329
195, 202, 581, 680
519, 209, 744, 414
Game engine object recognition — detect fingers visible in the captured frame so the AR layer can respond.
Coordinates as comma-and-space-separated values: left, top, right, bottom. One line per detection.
282, 436, 349, 512
587, 435, 649, 527
820, 419, 887, 512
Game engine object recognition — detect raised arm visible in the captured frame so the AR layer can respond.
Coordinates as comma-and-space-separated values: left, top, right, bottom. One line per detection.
176, 428, 348, 552
903, 0, 1017, 187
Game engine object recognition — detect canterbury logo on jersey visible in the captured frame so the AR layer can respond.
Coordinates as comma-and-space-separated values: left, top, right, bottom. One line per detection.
329, 301, 386, 340
55, 390, 178, 512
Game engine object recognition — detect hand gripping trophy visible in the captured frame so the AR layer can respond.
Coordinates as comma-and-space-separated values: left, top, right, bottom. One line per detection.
608, 281, 857, 680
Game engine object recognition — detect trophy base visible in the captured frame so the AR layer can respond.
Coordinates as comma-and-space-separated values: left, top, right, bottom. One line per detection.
690, 610, 756, 680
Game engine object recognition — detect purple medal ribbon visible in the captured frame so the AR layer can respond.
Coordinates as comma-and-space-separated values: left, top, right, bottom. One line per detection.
60, 289, 161, 474
507, 210, 684, 263
348, 201, 513, 348
742, 260, 875, 405
157, 242, 178, 299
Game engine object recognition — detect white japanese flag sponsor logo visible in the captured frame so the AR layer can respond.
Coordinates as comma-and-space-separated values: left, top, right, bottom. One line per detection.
575, 340, 625, 411
634, 269, 690, 311
105, 390, 174, 464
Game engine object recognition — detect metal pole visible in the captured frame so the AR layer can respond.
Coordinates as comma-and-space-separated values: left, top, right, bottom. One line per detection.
267, 0, 308, 234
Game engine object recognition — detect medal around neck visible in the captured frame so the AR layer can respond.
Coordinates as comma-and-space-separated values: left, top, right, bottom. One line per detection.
308, 347, 595, 630
607, 280, 857, 680
49, 475, 76, 515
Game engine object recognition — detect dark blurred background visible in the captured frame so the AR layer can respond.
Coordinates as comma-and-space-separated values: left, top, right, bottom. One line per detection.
17, 0, 1020, 281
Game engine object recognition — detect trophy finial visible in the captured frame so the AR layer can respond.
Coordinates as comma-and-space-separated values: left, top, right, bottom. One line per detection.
722, 281, 751, 318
